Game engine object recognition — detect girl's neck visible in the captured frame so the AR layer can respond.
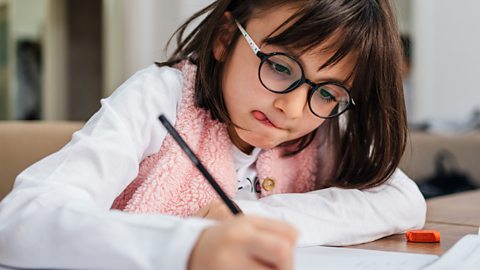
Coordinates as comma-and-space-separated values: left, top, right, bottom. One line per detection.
227, 125, 254, 155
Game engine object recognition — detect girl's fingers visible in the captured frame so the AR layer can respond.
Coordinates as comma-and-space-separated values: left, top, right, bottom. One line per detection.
247, 230, 295, 270
188, 215, 297, 270
204, 200, 234, 221
193, 205, 209, 218
219, 253, 279, 270
241, 257, 279, 270
239, 215, 298, 245
222, 215, 297, 270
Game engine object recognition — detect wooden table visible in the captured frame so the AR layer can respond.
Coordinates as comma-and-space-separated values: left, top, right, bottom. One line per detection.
349, 190, 480, 255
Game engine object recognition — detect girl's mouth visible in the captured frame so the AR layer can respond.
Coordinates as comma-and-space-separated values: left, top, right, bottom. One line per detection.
252, 110, 279, 129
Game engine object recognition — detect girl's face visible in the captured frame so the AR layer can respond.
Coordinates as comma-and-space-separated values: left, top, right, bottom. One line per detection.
216, 5, 355, 153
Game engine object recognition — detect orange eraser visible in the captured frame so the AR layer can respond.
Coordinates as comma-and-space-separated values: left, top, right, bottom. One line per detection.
406, 230, 441, 243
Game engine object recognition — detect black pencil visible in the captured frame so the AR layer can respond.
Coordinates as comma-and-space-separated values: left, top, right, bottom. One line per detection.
158, 114, 242, 215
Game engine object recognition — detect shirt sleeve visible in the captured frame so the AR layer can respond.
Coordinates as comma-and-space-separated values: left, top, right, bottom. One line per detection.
0, 65, 215, 270
234, 169, 426, 247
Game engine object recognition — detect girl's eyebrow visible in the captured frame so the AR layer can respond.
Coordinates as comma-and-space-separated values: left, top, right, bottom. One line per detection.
261, 39, 301, 58
309, 68, 354, 88
314, 76, 351, 87
302, 58, 353, 87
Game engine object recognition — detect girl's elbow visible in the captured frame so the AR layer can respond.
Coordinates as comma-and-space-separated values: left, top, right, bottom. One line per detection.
405, 185, 427, 230
411, 197, 427, 229
396, 171, 427, 229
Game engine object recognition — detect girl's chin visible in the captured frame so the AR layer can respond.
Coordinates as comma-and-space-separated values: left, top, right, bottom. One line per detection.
241, 135, 283, 150
232, 124, 288, 150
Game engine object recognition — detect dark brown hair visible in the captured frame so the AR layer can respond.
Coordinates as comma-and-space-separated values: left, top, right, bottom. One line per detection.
158, 0, 407, 190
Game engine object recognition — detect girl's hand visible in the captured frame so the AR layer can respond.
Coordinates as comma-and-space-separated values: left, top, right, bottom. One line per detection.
193, 200, 236, 221
188, 215, 298, 270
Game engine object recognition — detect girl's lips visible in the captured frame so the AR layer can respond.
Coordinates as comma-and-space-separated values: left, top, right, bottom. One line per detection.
252, 110, 279, 128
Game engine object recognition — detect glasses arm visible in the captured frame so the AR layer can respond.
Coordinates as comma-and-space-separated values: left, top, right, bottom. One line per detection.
235, 20, 261, 56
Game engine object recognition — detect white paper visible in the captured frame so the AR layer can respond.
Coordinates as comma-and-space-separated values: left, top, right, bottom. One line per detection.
296, 234, 480, 270
295, 246, 439, 270
422, 234, 480, 270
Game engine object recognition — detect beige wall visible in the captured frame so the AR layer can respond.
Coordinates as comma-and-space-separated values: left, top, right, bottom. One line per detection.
102, 0, 214, 96
43, 0, 66, 120
412, 0, 480, 124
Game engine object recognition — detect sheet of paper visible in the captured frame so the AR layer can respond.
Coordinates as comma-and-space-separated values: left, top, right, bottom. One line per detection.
423, 234, 480, 270
295, 246, 439, 270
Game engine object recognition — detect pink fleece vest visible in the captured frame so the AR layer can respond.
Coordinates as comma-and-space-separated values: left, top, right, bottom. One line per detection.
111, 61, 319, 217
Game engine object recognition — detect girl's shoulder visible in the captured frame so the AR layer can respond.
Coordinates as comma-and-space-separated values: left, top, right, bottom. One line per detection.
135, 64, 183, 84
122, 64, 183, 93
107, 64, 184, 106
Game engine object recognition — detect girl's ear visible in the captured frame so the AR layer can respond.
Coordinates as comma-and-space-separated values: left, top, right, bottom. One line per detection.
213, 12, 236, 62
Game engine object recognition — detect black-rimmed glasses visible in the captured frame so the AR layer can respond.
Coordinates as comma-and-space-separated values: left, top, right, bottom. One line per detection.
235, 20, 356, 119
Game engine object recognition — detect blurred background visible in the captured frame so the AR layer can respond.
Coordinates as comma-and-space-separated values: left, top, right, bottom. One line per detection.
0, 0, 213, 121
0, 0, 479, 124
0, 0, 479, 197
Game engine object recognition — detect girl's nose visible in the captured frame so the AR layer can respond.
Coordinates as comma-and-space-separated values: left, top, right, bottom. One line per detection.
272, 84, 309, 119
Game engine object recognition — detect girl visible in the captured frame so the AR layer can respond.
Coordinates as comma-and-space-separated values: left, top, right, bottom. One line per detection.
0, 0, 426, 270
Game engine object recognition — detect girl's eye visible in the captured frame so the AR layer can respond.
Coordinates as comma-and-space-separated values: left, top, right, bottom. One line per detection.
318, 88, 337, 102
272, 63, 291, 75
266, 60, 292, 76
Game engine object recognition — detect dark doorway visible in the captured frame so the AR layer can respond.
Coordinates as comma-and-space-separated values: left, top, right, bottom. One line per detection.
66, 0, 102, 121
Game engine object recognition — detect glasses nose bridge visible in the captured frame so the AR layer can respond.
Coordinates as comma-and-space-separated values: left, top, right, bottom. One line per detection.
303, 78, 317, 90
283, 77, 316, 101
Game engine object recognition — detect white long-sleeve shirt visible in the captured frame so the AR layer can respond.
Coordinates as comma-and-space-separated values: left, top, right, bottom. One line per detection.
0, 65, 426, 270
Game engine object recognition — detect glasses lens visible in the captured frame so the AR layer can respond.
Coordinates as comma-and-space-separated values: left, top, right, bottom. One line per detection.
259, 54, 303, 92
309, 83, 350, 118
